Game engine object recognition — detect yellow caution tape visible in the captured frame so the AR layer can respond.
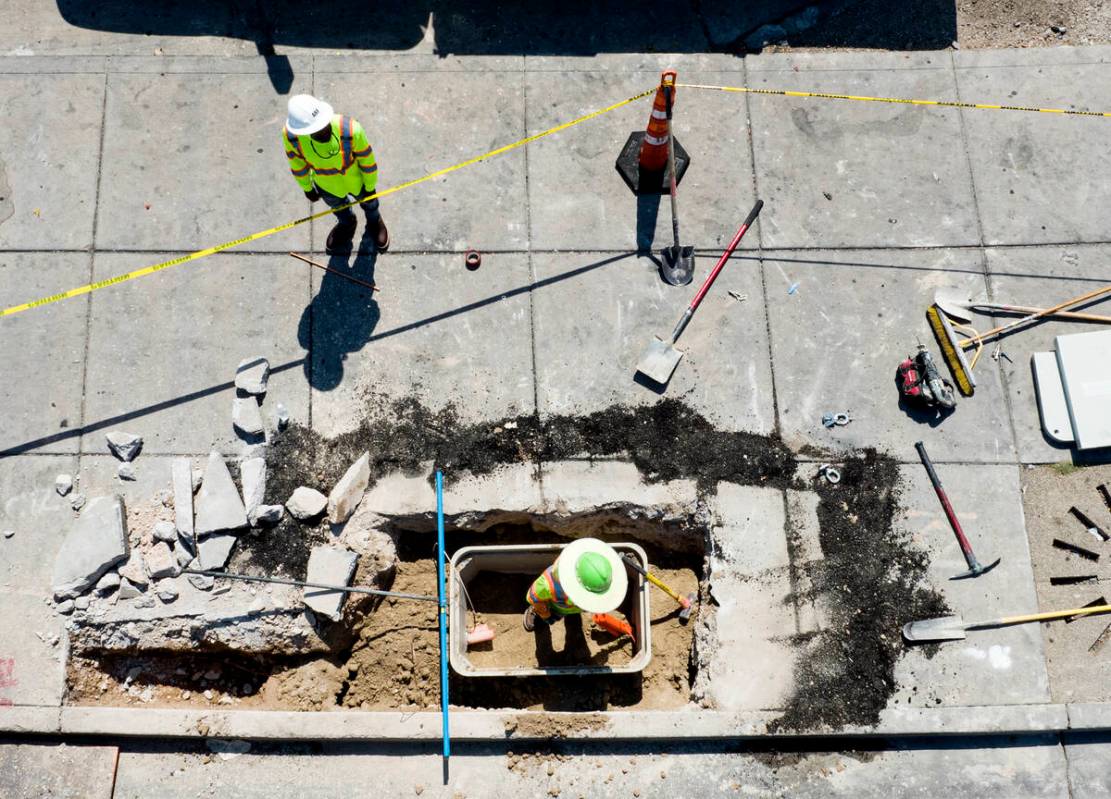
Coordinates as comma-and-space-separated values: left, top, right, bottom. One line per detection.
677, 82, 1111, 117
1, 88, 656, 319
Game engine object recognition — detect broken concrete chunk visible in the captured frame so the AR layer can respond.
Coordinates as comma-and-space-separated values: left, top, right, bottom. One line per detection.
303, 545, 358, 622
117, 463, 136, 481
286, 487, 327, 521
232, 394, 265, 437
2, 530, 13, 539
194, 451, 248, 536
275, 402, 290, 430
51, 496, 130, 599
74, 596, 90, 611
240, 457, 266, 520
198, 533, 237, 570
172, 458, 195, 544
95, 572, 120, 595
55, 474, 73, 496
249, 504, 283, 527
191, 468, 203, 494
70, 494, 86, 512
152, 520, 177, 543
56, 599, 75, 615
235, 357, 270, 395
156, 581, 179, 603
118, 552, 149, 588
145, 542, 177, 580
327, 452, 370, 525
174, 543, 194, 570
117, 577, 144, 600
105, 431, 143, 462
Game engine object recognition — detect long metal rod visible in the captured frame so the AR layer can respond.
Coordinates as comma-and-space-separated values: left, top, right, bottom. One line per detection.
436, 470, 451, 776
664, 84, 681, 249
289, 251, 380, 292
183, 569, 436, 602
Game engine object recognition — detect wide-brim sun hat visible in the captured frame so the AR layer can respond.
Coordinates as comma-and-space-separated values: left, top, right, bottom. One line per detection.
557, 537, 629, 614
286, 94, 334, 136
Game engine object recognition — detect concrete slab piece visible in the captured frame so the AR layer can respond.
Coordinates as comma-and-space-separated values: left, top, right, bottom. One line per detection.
526, 67, 755, 252
308, 253, 534, 438
532, 251, 775, 434
0, 455, 79, 593
746, 52, 979, 248
762, 249, 1016, 462
891, 463, 1050, 708
51, 495, 129, 598
82, 252, 309, 456
985, 244, 1111, 463
0, 253, 91, 456
0, 593, 66, 706
1066, 733, 1111, 799
0, 73, 104, 249
95, 72, 310, 251
194, 451, 248, 536
0, 742, 117, 799
316, 64, 527, 251
955, 47, 1111, 245
304, 545, 358, 622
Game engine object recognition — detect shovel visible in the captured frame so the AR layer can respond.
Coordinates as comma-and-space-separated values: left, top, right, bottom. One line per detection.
903, 603, 1111, 643
636, 199, 763, 385
659, 85, 694, 286
934, 290, 1111, 324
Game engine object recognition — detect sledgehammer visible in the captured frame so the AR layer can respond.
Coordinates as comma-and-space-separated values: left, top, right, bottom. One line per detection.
914, 442, 1000, 580
622, 553, 695, 622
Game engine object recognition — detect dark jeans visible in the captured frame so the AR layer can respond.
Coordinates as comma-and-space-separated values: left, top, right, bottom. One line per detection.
320, 187, 380, 227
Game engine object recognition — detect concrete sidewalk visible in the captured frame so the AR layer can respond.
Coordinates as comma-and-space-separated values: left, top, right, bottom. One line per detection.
2, 43, 1111, 743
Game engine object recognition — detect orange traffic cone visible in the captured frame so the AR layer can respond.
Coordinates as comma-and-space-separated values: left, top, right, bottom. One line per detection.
637, 70, 677, 172
615, 69, 691, 195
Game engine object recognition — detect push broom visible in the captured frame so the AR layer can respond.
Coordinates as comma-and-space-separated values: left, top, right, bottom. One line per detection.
928, 281, 1111, 396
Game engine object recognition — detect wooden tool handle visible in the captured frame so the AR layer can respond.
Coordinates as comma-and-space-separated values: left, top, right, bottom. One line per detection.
978, 604, 1111, 628
960, 283, 1111, 346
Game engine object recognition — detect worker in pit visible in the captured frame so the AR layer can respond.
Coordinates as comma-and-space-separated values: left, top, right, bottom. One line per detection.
282, 94, 389, 255
523, 538, 628, 631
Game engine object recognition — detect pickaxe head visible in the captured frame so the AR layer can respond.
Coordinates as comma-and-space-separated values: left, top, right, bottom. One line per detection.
950, 557, 1001, 581
678, 593, 695, 623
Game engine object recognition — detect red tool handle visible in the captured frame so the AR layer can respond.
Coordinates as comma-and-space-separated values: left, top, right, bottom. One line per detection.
690, 200, 763, 311
915, 441, 976, 561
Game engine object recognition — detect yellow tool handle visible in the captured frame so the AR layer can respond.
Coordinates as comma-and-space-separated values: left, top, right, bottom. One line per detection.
986, 604, 1111, 627
959, 284, 1111, 347
642, 570, 683, 603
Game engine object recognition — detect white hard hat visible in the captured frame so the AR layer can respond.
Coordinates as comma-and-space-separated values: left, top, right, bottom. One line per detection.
286, 94, 333, 136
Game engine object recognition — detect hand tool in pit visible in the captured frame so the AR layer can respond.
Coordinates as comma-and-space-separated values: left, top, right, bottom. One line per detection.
636, 199, 763, 385
622, 552, 694, 622
914, 441, 1000, 580
904, 603, 1111, 643
659, 81, 694, 287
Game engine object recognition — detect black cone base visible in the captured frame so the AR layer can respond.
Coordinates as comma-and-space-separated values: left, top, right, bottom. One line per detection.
615, 131, 690, 195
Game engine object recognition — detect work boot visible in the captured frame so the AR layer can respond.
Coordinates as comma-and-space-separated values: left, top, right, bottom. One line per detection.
523, 607, 537, 632
325, 219, 357, 255
373, 216, 390, 253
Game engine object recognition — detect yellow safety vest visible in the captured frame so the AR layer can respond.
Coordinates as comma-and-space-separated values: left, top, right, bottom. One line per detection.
283, 114, 378, 198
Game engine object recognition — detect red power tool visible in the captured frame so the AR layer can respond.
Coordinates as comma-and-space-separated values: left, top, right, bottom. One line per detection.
897, 345, 957, 410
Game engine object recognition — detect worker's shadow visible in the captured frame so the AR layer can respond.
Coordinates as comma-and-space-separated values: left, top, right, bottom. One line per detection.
533, 615, 594, 667
296, 233, 381, 391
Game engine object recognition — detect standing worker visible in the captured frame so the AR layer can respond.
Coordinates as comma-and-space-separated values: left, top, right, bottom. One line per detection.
282, 94, 389, 254
523, 538, 629, 631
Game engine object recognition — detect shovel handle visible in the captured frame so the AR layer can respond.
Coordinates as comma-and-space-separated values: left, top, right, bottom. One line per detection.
687, 200, 763, 313
959, 283, 1111, 346
972, 604, 1111, 629
622, 553, 685, 604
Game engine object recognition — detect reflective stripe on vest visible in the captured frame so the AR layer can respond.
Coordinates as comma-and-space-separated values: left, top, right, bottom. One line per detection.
542, 567, 576, 611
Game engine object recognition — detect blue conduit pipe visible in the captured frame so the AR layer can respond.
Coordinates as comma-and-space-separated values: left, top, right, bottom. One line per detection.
435, 470, 451, 777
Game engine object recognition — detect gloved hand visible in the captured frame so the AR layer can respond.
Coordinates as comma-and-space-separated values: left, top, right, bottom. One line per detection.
304, 188, 321, 202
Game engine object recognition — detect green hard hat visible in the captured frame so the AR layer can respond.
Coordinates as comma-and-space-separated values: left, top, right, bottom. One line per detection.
576, 551, 613, 594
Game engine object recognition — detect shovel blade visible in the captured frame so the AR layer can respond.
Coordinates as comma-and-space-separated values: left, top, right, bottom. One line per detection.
902, 615, 968, 643
636, 336, 684, 385
660, 245, 695, 286
933, 290, 977, 323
